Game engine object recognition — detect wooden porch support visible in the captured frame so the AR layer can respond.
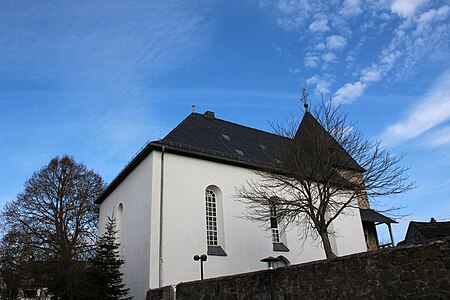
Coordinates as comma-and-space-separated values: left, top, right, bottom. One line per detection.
388, 223, 395, 247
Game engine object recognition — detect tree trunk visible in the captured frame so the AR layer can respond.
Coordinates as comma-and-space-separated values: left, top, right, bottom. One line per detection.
319, 231, 337, 260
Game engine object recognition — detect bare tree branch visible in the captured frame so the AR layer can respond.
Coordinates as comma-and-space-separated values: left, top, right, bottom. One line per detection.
0, 155, 104, 299
235, 100, 414, 260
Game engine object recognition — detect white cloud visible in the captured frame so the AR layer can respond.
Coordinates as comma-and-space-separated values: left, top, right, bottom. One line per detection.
309, 19, 330, 32
258, 0, 449, 104
395, 4, 450, 78
276, 0, 302, 14
289, 68, 301, 74
0, 1, 212, 89
271, 1, 330, 31
360, 21, 375, 32
332, 2, 449, 103
315, 43, 326, 50
0, 1, 215, 183
424, 126, 450, 148
391, 0, 428, 18
333, 81, 366, 103
326, 35, 347, 50
345, 53, 356, 64
306, 75, 320, 85
418, 5, 450, 23
380, 12, 392, 21
321, 52, 337, 63
340, 0, 362, 17
379, 49, 401, 69
304, 54, 320, 68
306, 74, 333, 95
360, 66, 382, 82
381, 70, 450, 145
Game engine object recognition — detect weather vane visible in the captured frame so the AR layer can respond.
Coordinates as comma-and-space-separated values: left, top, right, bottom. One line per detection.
300, 88, 309, 112
192, 104, 196, 113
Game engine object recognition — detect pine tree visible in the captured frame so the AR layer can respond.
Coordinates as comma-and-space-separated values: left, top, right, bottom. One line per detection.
89, 217, 131, 300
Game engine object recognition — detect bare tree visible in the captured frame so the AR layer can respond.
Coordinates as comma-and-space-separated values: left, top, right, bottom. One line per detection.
236, 100, 414, 260
1, 155, 104, 300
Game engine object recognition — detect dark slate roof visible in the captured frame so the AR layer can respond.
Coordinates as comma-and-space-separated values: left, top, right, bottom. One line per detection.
96, 111, 363, 204
296, 112, 364, 172
359, 209, 397, 224
160, 111, 364, 171
160, 111, 288, 167
409, 221, 450, 240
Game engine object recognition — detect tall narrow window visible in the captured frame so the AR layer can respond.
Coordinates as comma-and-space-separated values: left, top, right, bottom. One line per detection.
205, 189, 218, 246
270, 199, 289, 252
270, 204, 280, 243
205, 187, 227, 256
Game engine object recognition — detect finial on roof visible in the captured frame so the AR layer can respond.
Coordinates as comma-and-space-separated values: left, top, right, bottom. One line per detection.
192, 104, 196, 113
301, 88, 309, 112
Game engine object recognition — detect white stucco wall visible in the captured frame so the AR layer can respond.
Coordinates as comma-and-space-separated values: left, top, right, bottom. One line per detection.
100, 150, 368, 299
155, 152, 367, 288
98, 153, 154, 300
330, 205, 367, 256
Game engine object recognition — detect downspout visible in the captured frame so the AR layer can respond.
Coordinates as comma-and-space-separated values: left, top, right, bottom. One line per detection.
159, 145, 166, 287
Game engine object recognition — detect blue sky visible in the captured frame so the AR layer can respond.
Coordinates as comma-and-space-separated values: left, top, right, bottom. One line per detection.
1, 0, 449, 243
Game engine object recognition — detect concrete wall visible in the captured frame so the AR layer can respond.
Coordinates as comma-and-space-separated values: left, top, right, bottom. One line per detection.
148, 238, 450, 300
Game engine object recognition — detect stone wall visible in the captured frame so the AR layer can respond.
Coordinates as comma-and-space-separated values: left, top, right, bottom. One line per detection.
148, 238, 450, 299
147, 286, 171, 300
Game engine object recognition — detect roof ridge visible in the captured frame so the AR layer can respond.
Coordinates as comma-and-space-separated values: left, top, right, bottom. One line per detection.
163, 112, 196, 140
192, 112, 285, 139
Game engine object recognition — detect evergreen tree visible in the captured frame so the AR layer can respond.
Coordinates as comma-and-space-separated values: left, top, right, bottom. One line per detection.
89, 217, 131, 300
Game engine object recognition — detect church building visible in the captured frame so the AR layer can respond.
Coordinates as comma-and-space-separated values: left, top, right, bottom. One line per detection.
96, 110, 386, 299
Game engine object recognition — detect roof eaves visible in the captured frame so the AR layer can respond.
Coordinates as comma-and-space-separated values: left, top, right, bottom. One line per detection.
95, 139, 277, 205
160, 140, 277, 171
359, 208, 397, 224
95, 141, 162, 204
96, 137, 360, 205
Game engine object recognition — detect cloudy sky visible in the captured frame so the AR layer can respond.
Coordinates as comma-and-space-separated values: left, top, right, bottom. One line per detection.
1, 0, 449, 243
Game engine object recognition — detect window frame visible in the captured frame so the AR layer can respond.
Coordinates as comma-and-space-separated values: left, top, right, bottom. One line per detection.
205, 189, 219, 247
205, 186, 227, 256
269, 198, 290, 252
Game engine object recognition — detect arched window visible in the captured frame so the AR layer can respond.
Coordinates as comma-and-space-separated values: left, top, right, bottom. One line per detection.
205, 186, 227, 256
205, 190, 218, 246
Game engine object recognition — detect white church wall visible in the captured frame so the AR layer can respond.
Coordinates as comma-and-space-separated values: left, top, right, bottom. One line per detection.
330, 204, 367, 256
99, 153, 154, 300
155, 152, 366, 287
101, 150, 368, 299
